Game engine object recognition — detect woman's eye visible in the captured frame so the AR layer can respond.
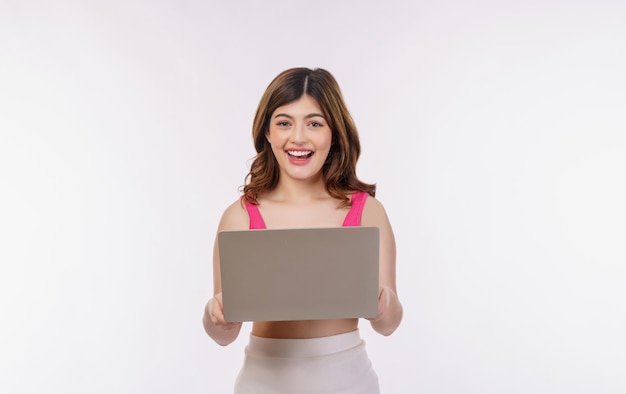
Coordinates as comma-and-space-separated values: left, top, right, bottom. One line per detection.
310, 122, 323, 127
277, 121, 290, 127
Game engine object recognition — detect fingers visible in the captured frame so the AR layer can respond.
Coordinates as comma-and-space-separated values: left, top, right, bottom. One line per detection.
208, 293, 241, 328
203, 293, 243, 346
209, 296, 224, 324
208, 294, 224, 324
367, 285, 390, 322
379, 286, 390, 317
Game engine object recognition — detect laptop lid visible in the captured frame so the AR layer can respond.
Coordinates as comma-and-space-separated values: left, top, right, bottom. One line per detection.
218, 226, 379, 322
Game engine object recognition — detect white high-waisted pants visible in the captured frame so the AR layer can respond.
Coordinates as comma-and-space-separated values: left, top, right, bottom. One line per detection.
234, 329, 379, 393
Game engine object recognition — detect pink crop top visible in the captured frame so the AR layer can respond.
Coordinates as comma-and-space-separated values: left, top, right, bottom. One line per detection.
244, 192, 369, 229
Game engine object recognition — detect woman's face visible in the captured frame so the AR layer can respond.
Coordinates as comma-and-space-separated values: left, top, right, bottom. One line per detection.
266, 94, 332, 183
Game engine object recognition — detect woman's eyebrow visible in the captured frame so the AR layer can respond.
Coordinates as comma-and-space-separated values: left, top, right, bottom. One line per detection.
305, 113, 326, 119
273, 113, 326, 119
273, 113, 293, 119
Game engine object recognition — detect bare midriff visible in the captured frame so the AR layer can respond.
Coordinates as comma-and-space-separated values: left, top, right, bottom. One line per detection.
251, 318, 359, 339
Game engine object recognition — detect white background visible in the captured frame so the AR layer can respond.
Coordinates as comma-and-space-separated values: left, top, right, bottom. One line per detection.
1, 1, 625, 393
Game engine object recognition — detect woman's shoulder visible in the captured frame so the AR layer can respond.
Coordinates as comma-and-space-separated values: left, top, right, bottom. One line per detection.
218, 198, 249, 231
361, 194, 390, 226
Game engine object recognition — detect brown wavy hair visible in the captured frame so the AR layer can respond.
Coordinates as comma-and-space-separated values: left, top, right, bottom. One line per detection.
242, 67, 375, 206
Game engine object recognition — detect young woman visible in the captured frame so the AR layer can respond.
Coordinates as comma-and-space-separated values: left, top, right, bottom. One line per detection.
203, 67, 403, 393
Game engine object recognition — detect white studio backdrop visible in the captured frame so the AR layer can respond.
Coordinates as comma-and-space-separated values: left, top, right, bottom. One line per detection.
1, 1, 625, 393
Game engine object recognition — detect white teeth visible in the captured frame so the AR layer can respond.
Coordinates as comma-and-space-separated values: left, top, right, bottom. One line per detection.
288, 151, 311, 157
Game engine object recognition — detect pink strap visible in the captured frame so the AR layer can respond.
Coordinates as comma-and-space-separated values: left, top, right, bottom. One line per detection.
342, 192, 369, 227
244, 192, 368, 229
244, 200, 267, 229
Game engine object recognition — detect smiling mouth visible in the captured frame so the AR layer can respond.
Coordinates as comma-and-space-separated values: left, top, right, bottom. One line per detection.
287, 150, 313, 160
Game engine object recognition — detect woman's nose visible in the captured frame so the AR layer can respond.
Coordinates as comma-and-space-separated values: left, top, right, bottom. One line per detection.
290, 122, 306, 143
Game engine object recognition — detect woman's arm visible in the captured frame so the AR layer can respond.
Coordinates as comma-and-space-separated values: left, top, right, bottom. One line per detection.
362, 197, 403, 336
202, 200, 248, 345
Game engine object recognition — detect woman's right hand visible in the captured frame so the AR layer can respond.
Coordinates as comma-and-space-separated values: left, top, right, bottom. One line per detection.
203, 292, 243, 346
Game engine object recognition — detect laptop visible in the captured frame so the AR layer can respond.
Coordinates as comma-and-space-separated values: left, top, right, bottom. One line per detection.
218, 226, 379, 322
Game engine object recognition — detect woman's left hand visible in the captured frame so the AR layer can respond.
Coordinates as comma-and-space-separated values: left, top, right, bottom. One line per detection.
367, 285, 390, 323
366, 285, 402, 336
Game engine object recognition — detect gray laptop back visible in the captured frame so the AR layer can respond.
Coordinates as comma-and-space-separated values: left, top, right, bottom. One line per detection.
219, 227, 379, 322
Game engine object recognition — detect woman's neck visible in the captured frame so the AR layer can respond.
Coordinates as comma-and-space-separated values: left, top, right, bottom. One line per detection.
266, 177, 330, 204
